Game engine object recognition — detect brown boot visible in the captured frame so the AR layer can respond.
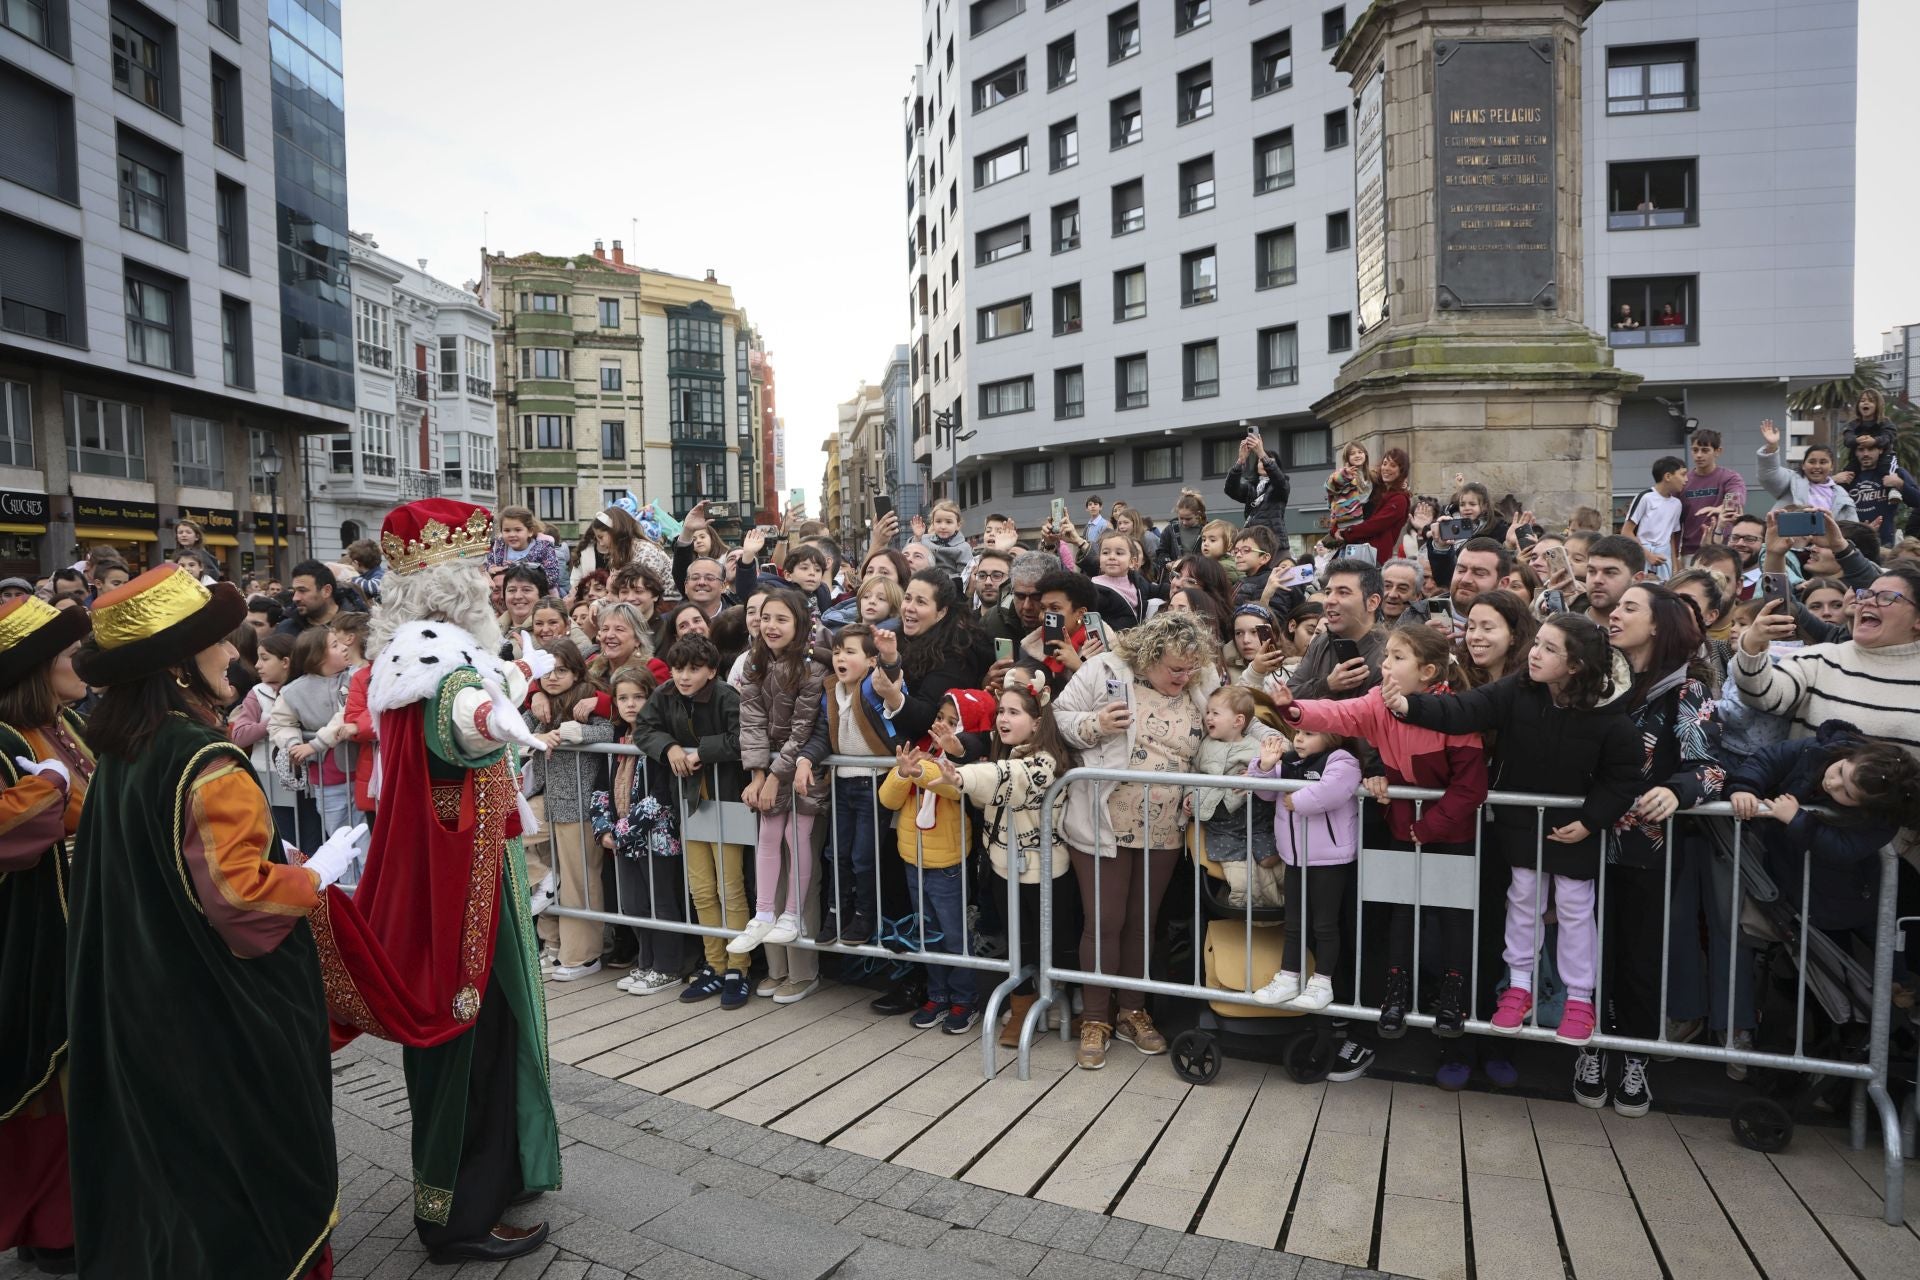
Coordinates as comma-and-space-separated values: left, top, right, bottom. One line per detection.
1000, 994, 1037, 1048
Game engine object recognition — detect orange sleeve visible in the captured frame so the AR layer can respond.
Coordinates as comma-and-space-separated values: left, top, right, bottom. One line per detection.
0, 775, 65, 871
182, 760, 320, 958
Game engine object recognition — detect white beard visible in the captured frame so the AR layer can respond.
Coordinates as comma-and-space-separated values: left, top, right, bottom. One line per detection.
369, 559, 502, 660
368, 619, 509, 715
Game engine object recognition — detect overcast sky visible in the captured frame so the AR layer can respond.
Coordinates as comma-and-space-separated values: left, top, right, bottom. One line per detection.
341, 0, 1915, 512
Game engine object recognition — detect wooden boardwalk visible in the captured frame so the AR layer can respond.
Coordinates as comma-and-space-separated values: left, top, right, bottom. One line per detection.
544, 971, 1918, 1279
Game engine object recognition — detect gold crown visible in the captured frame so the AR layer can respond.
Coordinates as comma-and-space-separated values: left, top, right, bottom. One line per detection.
381, 507, 494, 576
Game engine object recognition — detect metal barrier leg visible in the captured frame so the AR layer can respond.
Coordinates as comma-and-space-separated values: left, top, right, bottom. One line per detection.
1866, 849, 1905, 1223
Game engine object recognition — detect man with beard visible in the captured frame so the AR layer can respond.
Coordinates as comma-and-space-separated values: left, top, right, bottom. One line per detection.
969, 547, 1012, 613
1580, 535, 1644, 627
1286, 558, 1385, 700
979, 549, 1057, 653
276, 560, 343, 637
1725, 515, 1770, 598
309, 498, 561, 1265
1441, 538, 1509, 636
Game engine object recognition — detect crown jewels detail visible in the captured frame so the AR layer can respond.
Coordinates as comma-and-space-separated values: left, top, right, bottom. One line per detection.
382, 507, 493, 576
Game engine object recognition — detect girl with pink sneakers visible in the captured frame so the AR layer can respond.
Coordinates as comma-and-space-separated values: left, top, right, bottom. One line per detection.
1381, 614, 1642, 1050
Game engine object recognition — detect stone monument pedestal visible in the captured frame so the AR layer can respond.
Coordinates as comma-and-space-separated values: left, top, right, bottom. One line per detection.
1315, 0, 1639, 525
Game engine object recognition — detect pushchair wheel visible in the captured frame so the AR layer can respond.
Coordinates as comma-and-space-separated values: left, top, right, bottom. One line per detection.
1171, 1029, 1222, 1085
1286, 1030, 1332, 1085
1731, 1097, 1794, 1153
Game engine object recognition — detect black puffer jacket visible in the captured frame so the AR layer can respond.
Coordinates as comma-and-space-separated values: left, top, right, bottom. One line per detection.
1398, 657, 1643, 878
1224, 449, 1290, 538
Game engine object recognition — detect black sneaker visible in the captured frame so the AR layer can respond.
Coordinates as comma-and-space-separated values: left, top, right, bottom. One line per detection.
719, 969, 749, 1009
840, 914, 873, 946
870, 981, 925, 1016
943, 1004, 977, 1035
1614, 1055, 1652, 1117
1432, 970, 1466, 1039
910, 1000, 944, 1029
1327, 1039, 1376, 1083
679, 965, 722, 1003
1572, 1047, 1609, 1109
1378, 968, 1412, 1040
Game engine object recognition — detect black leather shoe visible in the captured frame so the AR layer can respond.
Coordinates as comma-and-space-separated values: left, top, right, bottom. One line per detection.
32, 1246, 77, 1276
427, 1221, 548, 1265
1432, 970, 1467, 1038
869, 981, 925, 1016
1378, 968, 1412, 1040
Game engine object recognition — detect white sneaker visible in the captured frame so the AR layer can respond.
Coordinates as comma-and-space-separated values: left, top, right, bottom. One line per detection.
1290, 974, 1335, 1011
615, 967, 646, 992
762, 912, 802, 945
726, 916, 779, 955
528, 870, 558, 917
1253, 971, 1303, 1006
548, 960, 601, 982
623, 969, 677, 997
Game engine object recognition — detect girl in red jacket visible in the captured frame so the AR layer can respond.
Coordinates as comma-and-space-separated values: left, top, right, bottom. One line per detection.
1270, 625, 1487, 1070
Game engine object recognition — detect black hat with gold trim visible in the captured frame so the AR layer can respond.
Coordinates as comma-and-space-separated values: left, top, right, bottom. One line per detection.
0, 594, 91, 688
72, 565, 247, 687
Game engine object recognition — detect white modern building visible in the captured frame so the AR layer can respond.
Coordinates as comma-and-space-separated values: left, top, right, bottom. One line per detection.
300, 233, 498, 561
0, 0, 355, 580
908, 0, 1857, 531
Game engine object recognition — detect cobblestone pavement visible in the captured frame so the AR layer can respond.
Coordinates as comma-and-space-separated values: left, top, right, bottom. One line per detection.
5, 1036, 1414, 1280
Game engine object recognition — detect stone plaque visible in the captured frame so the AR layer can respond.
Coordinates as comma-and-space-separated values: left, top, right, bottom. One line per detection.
1353, 61, 1388, 335
1434, 39, 1556, 310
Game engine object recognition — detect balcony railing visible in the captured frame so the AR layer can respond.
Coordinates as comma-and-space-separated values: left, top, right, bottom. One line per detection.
396, 371, 429, 401
357, 341, 392, 370
399, 468, 442, 499
1608, 208, 1695, 231
1, 299, 70, 343
467, 376, 493, 399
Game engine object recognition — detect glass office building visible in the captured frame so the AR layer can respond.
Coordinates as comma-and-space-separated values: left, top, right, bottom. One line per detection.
268, 0, 353, 408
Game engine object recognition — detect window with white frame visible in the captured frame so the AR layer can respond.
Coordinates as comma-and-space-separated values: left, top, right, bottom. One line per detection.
973, 59, 1027, 113
531, 486, 574, 523
466, 339, 492, 396
523, 414, 573, 449
1, 380, 32, 468
976, 217, 1031, 265
1607, 43, 1695, 115
979, 376, 1034, 417
597, 296, 620, 327
439, 336, 461, 393
171, 414, 225, 488
330, 433, 352, 474
65, 392, 146, 479
974, 138, 1029, 188
977, 296, 1032, 342
600, 362, 623, 392
524, 347, 568, 379
355, 297, 390, 368
359, 410, 396, 476
467, 433, 495, 491
442, 429, 463, 488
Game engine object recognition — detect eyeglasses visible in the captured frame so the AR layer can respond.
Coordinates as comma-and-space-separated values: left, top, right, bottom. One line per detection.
1011, 589, 1041, 602
1855, 588, 1915, 610
972, 570, 1008, 583
1726, 533, 1764, 546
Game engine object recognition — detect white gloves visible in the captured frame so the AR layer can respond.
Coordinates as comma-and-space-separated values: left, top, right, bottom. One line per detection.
519, 634, 556, 681
483, 678, 549, 754
13, 756, 69, 790
303, 822, 369, 891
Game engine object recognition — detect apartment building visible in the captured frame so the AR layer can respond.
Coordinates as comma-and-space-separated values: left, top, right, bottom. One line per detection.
908, 0, 1856, 530
297, 233, 498, 561
0, 0, 355, 579
483, 242, 759, 543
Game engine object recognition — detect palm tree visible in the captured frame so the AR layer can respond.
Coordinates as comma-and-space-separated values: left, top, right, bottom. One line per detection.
1787, 357, 1887, 445
1888, 400, 1920, 475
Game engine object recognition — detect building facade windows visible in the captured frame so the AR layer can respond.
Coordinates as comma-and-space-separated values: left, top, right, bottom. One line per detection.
1324, 107, 1349, 149
171, 414, 225, 488
1114, 266, 1146, 321
977, 216, 1031, 264
1328, 311, 1353, 352
969, 0, 1022, 37
671, 449, 727, 515
1048, 33, 1076, 88
1609, 275, 1697, 345
1053, 282, 1082, 334
117, 152, 170, 242
1257, 225, 1297, 288
600, 362, 623, 391
1327, 209, 1351, 251
527, 292, 562, 313
523, 347, 568, 380
0, 381, 31, 468
466, 339, 492, 397
1134, 442, 1182, 483
355, 298, 391, 368
597, 296, 620, 327
1073, 452, 1115, 488
1258, 324, 1300, 388
111, 8, 170, 114
359, 410, 395, 476
221, 295, 252, 387
979, 375, 1034, 417
1182, 340, 1219, 399
1608, 159, 1698, 229
1110, 91, 1142, 149
600, 419, 625, 460
1178, 62, 1213, 123
1182, 247, 1217, 305
439, 335, 460, 393
978, 296, 1032, 341
1116, 353, 1148, 409
531, 485, 574, 524
0, 215, 80, 344
973, 59, 1027, 113
2, 0, 56, 49
1113, 178, 1145, 235
1176, 0, 1211, 36
124, 268, 184, 371
1014, 458, 1052, 494
1054, 366, 1084, 419
523, 414, 573, 450
1050, 116, 1079, 170
1052, 200, 1081, 252
210, 54, 243, 153
1254, 128, 1295, 193
216, 178, 247, 271
1108, 4, 1139, 62
65, 392, 145, 479
670, 377, 724, 442
1607, 42, 1696, 114
1253, 30, 1292, 96
669, 312, 723, 371
1180, 154, 1215, 214
974, 137, 1029, 187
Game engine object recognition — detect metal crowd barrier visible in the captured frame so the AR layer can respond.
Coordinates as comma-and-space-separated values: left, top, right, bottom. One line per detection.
540, 745, 1025, 1080
1031, 766, 1909, 1225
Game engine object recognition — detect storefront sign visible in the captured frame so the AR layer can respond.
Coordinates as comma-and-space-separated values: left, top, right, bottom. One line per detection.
177, 505, 241, 537
73, 496, 162, 528
1433, 39, 1557, 310
0, 489, 50, 529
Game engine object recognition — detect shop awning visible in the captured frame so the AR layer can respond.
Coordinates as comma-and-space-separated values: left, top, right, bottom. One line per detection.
0, 522, 47, 535
253, 535, 292, 547
201, 533, 240, 547
74, 526, 160, 542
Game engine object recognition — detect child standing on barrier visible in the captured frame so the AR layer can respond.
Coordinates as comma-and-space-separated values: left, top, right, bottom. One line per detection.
731, 588, 829, 954
636, 635, 755, 1009
883, 689, 996, 1034
940, 669, 1076, 1049
1381, 614, 1641, 1054
1247, 724, 1362, 1011
593, 664, 689, 998
528, 638, 616, 981
1269, 626, 1488, 1066
227, 631, 300, 847
821, 624, 895, 945
1192, 685, 1278, 908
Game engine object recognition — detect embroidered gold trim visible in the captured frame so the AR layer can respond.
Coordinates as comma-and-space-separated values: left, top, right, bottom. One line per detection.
414, 1180, 454, 1225
308, 892, 391, 1040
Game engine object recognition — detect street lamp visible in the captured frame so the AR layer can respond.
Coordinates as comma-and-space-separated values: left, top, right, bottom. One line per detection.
260, 438, 283, 584
931, 409, 976, 505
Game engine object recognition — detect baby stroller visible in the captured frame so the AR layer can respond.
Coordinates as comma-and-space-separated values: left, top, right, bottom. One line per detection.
1166, 811, 1312, 1086
1700, 817, 1916, 1154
